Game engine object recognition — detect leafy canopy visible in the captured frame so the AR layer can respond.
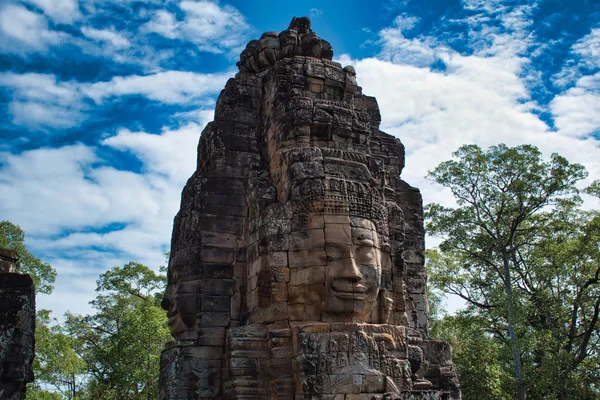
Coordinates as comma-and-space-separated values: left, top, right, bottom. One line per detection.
425, 144, 599, 399
0, 220, 56, 294
64, 261, 170, 400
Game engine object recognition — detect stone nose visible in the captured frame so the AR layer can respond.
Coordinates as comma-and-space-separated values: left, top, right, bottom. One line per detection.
338, 254, 362, 281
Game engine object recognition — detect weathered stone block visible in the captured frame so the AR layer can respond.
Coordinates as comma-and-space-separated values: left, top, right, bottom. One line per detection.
289, 267, 326, 286
288, 249, 327, 269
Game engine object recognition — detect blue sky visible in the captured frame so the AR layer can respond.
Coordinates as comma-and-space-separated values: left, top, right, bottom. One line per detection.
1, 0, 599, 317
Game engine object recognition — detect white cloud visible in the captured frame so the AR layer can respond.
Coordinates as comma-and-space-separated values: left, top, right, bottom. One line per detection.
140, 10, 179, 39
550, 72, 600, 139
377, 15, 437, 67
1, 121, 205, 317
0, 71, 229, 129
82, 70, 231, 104
351, 57, 550, 175
310, 8, 322, 18
179, 0, 250, 52
0, 144, 153, 235
25, 0, 81, 24
0, 72, 87, 129
173, 107, 215, 124
141, 0, 251, 54
350, 24, 600, 312
549, 25, 599, 89
376, 2, 534, 73
572, 28, 600, 71
550, 28, 600, 140
102, 122, 204, 180
346, 1, 600, 215
0, 4, 66, 53
81, 27, 131, 49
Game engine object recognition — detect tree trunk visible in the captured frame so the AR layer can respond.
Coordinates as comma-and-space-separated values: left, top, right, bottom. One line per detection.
503, 256, 526, 400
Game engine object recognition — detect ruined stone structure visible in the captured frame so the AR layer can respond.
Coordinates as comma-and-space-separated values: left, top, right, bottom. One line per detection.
160, 17, 460, 399
0, 249, 35, 400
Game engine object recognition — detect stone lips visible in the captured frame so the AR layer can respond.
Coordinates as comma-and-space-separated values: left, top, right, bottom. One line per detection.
160, 16, 460, 399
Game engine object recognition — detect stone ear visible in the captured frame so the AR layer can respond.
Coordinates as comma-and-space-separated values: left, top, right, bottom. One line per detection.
380, 245, 392, 272
379, 289, 394, 324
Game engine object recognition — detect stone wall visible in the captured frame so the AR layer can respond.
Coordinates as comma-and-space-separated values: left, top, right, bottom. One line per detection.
0, 249, 35, 400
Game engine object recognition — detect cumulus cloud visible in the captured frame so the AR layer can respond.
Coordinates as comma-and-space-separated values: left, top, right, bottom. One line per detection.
82, 70, 231, 104
0, 4, 67, 53
0, 121, 204, 316
351, 0, 600, 212
0, 144, 154, 235
102, 122, 206, 180
549, 27, 600, 140
0, 0, 252, 68
141, 0, 252, 54
376, 1, 535, 73
572, 28, 600, 70
347, 4, 600, 309
553, 26, 600, 89
349, 57, 558, 186
0, 73, 87, 129
0, 71, 229, 129
377, 15, 437, 67
81, 27, 131, 49
550, 72, 600, 139
25, 0, 81, 24
141, 10, 179, 39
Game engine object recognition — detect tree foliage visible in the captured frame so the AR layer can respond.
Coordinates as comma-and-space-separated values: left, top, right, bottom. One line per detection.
64, 262, 170, 400
28, 310, 86, 399
27, 262, 170, 400
0, 220, 56, 294
426, 144, 599, 399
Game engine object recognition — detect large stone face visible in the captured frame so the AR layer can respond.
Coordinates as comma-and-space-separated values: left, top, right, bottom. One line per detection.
160, 16, 460, 399
0, 249, 35, 400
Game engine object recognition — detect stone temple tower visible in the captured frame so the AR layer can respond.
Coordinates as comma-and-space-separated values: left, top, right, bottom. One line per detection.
160, 16, 460, 400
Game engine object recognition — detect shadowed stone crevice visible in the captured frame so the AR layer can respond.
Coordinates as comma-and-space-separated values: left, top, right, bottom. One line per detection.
160, 16, 461, 400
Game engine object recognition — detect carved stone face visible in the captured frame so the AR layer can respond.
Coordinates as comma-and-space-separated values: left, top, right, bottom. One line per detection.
320, 214, 382, 321
161, 262, 198, 338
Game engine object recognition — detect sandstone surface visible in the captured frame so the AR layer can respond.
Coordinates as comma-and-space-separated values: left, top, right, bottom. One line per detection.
160, 16, 460, 400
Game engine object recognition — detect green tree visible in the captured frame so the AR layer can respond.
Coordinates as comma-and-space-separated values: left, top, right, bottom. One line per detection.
25, 389, 63, 400
427, 254, 513, 399
0, 220, 56, 294
425, 144, 599, 399
430, 314, 512, 399
65, 262, 170, 400
27, 310, 86, 400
